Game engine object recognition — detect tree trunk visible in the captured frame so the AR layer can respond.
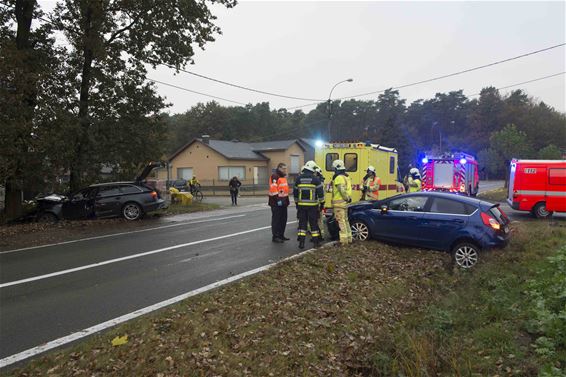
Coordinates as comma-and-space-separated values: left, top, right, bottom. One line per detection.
69, 3, 95, 193
4, 0, 36, 221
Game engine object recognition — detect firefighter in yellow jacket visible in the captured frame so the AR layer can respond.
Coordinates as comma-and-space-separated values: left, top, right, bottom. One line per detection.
408, 168, 422, 193
362, 165, 381, 200
331, 159, 353, 245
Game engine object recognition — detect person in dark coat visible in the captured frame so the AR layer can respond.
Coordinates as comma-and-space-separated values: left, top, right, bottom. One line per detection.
268, 163, 290, 243
229, 176, 242, 206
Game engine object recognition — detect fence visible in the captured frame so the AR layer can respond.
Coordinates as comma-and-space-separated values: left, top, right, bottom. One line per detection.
147, 178, 294, 197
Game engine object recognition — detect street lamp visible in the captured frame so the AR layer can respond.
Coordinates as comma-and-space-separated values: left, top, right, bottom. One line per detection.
431, 121, 442, 152
327, 78, 353, 140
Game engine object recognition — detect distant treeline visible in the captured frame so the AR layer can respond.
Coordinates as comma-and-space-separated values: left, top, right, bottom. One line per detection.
165, 88, 566, 178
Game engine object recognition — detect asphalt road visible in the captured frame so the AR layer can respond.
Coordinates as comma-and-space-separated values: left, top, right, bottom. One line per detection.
0, 204, 303, 363
1, 180, 554, 367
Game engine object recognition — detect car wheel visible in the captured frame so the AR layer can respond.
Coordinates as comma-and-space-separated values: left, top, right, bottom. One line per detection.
37, 212, 58, 223
122, 202, 143, 221
532, 202, 552, 219
351, 221, 370, 241
452, 242, 480, 269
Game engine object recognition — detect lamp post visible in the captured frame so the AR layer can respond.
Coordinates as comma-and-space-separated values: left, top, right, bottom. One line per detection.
431, 121, 442, 152
327, 78, 353, 140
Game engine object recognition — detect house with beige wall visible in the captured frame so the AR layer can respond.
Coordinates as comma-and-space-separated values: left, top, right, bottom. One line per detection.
157, 136, 306, 185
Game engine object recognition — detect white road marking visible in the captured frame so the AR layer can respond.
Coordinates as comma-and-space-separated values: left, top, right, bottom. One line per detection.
0, 240, 327, 369
0, 221, 298, 289
0, 215, 247, 254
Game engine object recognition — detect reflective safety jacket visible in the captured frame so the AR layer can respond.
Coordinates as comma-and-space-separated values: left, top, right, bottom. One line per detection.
268, 173, 289, 207
408, 177, 422, 193
332, 173, 352, 208
364, 175, 382, 200
293, 171, 325, 207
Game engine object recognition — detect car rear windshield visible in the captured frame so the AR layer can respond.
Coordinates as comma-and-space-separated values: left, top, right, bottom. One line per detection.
489, 206, 509, 225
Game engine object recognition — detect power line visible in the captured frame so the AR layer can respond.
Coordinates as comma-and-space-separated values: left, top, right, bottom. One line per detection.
161, 64, 325, 102
147, 77, 248, 106
284, 43, 566, 110
469, 71, 565, 96
344, 43, 566, 100
286, 71, 566, 112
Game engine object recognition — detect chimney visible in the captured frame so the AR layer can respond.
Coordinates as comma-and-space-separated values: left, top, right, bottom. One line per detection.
202, 135, 210, 145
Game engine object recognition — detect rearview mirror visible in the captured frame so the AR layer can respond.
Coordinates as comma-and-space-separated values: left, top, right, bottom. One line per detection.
380, 204, 389, 214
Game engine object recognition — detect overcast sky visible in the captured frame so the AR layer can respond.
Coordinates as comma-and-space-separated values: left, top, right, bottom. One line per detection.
39, 1, 565, 113
148, 1, 565, 114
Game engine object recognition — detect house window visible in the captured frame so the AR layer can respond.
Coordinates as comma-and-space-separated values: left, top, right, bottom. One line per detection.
344, 153, 358, 172
219, 166, 245, 181
177, 168, 193, 180
290, 155, 300, 174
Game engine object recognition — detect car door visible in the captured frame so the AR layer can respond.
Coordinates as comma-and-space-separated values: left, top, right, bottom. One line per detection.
372, 195, 429, 246
94, 185, 123, 218
62, 188, 96, 220
418, 197, 476, 250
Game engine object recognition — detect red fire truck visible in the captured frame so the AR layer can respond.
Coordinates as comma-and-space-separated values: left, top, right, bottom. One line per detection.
421, 152, 479, 196
507, 159, 566, 218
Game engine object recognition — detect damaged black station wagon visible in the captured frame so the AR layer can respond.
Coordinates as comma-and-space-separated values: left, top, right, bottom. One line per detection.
35, 162, 166, 222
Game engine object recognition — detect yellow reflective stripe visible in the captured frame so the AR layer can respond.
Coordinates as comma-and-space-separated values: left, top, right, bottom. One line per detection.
298, 202, 319, 206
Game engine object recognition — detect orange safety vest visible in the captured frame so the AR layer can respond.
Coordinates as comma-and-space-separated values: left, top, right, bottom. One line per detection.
269, 176, 289, 198
364, 176, 381, 200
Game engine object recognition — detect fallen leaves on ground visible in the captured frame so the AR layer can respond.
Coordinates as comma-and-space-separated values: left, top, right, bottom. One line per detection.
9, 242, 450, 377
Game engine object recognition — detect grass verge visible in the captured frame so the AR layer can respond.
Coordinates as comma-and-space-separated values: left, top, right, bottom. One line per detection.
5, 222, 565, 376
369, 221, 566, 376
152, 202, 220, 217
477, 187, 508, 202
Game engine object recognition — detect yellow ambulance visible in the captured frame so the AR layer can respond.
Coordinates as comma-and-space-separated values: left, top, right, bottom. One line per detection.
314, 141, 404, 208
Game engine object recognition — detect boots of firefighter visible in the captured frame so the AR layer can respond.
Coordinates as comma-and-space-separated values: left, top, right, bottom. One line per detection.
298, 236, 305, 249
313, 237, 320, 248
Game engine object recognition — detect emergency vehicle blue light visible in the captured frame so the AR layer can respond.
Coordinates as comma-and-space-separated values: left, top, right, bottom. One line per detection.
315, 140, 324, 148
422, 158, 429, 164
459, 158, 467, 164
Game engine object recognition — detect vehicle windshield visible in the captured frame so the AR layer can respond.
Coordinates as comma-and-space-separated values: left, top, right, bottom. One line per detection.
489, 206, 509, 225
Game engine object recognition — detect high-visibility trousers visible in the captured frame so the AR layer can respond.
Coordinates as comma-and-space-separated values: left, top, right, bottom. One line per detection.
334, 207, 352, 245
297, 206, 320, 240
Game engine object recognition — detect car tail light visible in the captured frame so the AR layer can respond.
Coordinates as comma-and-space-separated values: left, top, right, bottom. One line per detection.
512, 190, 518, 199
481, 212, 500, 230
150, 191, 158, 200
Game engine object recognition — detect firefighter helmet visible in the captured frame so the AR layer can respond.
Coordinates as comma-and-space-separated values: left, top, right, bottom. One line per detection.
410, 168, 420, 175
303, 160, 318, 172
367, 165, 376, 173
332, 159, 346, 170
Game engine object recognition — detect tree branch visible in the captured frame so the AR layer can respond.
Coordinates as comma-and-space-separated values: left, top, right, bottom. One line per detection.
105, 13, 140, 46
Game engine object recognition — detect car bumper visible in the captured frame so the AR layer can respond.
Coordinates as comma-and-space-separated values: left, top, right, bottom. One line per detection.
143, 199, 166, 212
506, 198, 520, 210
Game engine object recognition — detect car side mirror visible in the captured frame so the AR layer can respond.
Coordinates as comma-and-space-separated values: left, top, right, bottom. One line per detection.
380, 204, 389, 214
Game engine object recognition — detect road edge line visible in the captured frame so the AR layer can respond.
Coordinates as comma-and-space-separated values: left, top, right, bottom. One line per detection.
0, 241, 333, 369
